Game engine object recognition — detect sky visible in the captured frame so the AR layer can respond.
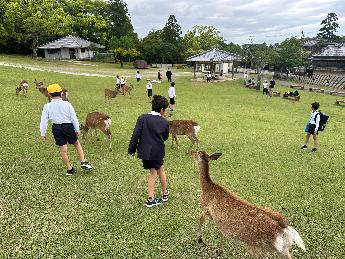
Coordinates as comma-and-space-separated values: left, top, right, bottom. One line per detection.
125, 0, 345, 45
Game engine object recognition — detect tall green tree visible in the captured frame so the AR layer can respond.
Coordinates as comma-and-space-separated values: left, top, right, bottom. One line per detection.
4, 0, 72, 57
161, 15, 183, 63
317, 12, 339, 43
275, 37, 305, 71
140, 30, 164, 63
182, 25, 226, 58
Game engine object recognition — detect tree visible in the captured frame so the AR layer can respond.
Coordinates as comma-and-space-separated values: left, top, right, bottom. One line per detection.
275, 37, 305, 72
182, 25, 226, 58
4, 0, 72, 57
317, 13, 339, 43
161, 15, 183, 63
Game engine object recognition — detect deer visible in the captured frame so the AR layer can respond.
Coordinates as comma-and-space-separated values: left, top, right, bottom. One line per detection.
121, 83, 133, 96
34, 79, 68, 101
191, 150, 306, 259
16, 80, 29, 97
168, 120, 200, 152
80, 112, 112, 151
105, 88, 119, 103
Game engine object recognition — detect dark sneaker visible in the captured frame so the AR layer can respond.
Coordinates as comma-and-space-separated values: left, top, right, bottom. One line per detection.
81, 161, 92, 170
66, 167, 77, 176
145, 197, 163, 208
311, 148, 317, 153
162, 190, 169, 202
301, 145, 307, 150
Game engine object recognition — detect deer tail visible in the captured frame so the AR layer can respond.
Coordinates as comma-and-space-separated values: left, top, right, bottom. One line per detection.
104, 118, 112, 130
275, 226, 305, 253
194, 125, 201, 135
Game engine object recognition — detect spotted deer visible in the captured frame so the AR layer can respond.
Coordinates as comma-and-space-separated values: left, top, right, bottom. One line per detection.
105, 88, 119, 103
34, 79, 68, 101
191, 150, 305, 258
168, 120, 200, 152
80, 112, 112, 151
16, 80, 29, 97
121, 83, 133, 96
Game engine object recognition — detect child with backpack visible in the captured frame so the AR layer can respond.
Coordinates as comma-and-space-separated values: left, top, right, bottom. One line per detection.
301, 102, 329, 152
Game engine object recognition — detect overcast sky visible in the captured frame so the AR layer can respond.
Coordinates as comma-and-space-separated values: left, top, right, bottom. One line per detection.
125, 0, 345, 45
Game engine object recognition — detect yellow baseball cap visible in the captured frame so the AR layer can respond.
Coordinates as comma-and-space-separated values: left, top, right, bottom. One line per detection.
47, 84, 62, 94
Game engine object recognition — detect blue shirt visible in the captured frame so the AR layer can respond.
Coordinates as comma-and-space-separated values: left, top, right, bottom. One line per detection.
40, 98, 79, 136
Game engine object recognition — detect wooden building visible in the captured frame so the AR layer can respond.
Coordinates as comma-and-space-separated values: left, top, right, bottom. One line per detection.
311, 43, 345, 73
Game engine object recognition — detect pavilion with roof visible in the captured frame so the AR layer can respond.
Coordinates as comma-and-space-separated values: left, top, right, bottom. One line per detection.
38, 35, 105, 60
186, 48, 242, 79
311, 43, 345, 72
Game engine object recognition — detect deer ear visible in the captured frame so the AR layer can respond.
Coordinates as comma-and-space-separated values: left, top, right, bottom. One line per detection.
209, 153, 222, 161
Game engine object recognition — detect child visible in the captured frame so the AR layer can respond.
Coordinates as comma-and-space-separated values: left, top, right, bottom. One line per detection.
301, 102, 320, 152
263, 80, 269, 95
40, 84, 92, 175
128, 95, 170, 207
168, 82, 176, 111
120, 76, 126, 93
116, 75, 121, 91
135, 71, 142, 83
146, 79, 153, 101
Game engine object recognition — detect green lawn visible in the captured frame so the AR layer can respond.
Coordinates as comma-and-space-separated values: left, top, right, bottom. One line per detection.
0, 57, 344, 258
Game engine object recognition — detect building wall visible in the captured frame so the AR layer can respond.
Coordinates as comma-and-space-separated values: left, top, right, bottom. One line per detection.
44, 48, 94, 59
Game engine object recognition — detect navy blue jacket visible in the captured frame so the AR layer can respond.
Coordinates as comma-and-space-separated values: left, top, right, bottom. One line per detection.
128, 113, 169, 160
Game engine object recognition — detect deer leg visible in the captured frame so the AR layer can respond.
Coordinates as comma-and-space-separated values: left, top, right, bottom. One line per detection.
277, 248, 292, 259
100, 128, 112, 151
216, 233, 225, 256
245, 245, 266, 259
187, 134, 196, 153
198, 210, 211, 244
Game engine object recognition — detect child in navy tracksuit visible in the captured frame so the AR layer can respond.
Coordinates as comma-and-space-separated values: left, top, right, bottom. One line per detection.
301, 102, 320, 152
128, 95, 170, 207
40, 84, 92, 176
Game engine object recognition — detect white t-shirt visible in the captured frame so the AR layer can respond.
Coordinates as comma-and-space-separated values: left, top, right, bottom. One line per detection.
120, 78, 126, 85
135, 73, 141, 79
168, 87, 176, 98
146, 82, 153, 90
263, 82, 269, 89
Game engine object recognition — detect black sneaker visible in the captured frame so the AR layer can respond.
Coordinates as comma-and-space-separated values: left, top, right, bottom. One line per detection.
145, 197, 163, 208
311, 148, 317, 153
81, 161, 92, 170
301, 145, 307, 150
66, 167, 77, 176
162, 190, 169, 202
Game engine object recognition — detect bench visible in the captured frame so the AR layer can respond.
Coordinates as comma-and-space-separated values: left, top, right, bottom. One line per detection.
290, 85, 304, 90
309, 87, 325, 93
335, 100, 345, 105
283, 93, 300, 101
271, 91, 281, 97
330, 91, 345, 97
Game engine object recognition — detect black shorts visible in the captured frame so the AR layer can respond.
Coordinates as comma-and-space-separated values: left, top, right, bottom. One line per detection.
142, 159, 164, 170
307, 123, 318, 135
52, 123, 77, 146
169, 97, 175, 105
136, 78, 140, 82
147, 89, 152, 97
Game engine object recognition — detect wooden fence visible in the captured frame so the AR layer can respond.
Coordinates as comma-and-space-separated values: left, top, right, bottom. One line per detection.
282, 73, 345, 89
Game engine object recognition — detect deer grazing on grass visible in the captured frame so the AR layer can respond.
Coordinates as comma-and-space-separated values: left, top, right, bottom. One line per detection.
16, 80, 29, 97
34, 79, 68, 101
169, 120, 200, 152
191, 150, 305, 259
105, 88, 119, 103
80, 112, 112, 151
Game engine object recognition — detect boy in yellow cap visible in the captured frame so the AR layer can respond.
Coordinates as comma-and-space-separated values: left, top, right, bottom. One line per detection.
40, 84, 92, 176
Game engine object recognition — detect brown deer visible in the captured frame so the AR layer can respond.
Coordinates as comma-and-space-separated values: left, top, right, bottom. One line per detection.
169, 120, 200, 152
16, 80, 29, 97
105, 88, 119, 103
80, 112, 112, 151
34, 79, 68, 101
121, 83, 133, 96
191, 150, 306, 259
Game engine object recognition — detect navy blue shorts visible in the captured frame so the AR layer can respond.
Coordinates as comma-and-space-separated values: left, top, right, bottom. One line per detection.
52, 123, 77, 146
147, 89, 153, 97
306, 123, 318, 135
142, 159, 164, 170
170, 97, 175, 105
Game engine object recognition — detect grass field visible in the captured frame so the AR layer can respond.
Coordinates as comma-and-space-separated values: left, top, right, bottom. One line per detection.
0, 56, 344, 258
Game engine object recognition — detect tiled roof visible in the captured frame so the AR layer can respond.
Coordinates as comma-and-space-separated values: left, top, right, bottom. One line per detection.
38, 35, 105, 49
314, 43, 345, 57
186, 48, 241, 62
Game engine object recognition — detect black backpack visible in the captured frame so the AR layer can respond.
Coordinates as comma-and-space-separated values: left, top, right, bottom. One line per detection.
316, 112, 329, 131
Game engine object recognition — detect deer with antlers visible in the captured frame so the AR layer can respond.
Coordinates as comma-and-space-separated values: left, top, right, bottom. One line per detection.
168, 120, 200, 152
16, 80, 29, 97
191, 150, 306, 258
80, 112, 112, 151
